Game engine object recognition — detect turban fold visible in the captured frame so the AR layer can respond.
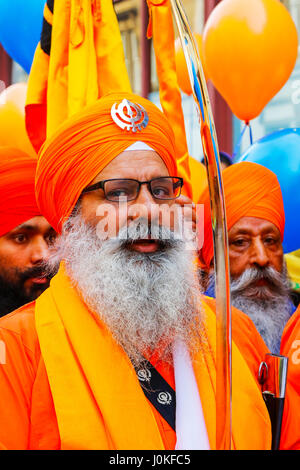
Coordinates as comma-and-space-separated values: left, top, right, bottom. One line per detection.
199, 162, 285, 270
36, 92, 178, 233
0, 147, 40, 237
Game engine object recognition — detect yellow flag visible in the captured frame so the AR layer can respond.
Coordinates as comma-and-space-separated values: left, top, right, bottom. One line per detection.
26, 0, 131, 152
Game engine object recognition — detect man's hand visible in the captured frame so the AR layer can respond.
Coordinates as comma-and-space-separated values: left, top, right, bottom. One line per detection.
175, 194, 197, 233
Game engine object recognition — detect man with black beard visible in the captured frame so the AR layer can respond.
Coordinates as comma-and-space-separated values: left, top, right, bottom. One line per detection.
0, 219, 56, 316
0, 94, 279, 450
0, 147, 56, 316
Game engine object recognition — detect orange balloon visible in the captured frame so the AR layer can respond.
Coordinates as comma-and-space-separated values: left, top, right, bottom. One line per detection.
175, 33, 208, 96
203, 0, 298, 122
0, 83, 36, 157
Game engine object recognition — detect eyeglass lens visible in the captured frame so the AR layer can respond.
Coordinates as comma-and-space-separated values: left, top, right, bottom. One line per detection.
104, 177, 181, 202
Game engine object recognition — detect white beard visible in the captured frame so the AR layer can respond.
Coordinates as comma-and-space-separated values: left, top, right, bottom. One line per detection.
231, 296, 291, 354
230, 266, 292, 354
51, 214, 204, 367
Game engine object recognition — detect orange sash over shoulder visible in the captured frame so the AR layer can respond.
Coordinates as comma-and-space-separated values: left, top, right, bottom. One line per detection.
35, 264, 271, 450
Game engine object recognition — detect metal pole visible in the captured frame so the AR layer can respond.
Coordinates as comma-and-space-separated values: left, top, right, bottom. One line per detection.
140, 0, 151, 98
169, 0, 232, 450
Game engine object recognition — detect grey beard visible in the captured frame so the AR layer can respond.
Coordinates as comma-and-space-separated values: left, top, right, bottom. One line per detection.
205, 266, 292, 353
230, 265, 291, 300
231, 295, 291, 354
50, 214, 204, 367
230, 266, 292, 354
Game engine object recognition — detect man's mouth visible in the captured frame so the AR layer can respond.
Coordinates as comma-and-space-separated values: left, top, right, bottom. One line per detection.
24, 270, 50, 286
128, 239, 160, 253
29, 275, 49, 285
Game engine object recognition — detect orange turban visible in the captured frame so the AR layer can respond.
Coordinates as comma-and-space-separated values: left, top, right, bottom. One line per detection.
199, 162, 285, 270
0, 147, 40, 237
36, 92, 178, 233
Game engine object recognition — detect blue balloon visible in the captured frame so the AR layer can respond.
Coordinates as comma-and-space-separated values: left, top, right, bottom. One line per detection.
0, 0, 45, 74
237, 128, 300, 253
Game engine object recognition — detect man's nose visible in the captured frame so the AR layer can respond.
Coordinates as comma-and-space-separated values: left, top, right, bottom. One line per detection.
129, 184, 160, 223
30, 238, 50, 265
250, 238, 269, 268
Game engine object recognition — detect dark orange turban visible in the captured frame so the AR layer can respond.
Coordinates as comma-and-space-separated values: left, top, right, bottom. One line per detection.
36, 92, 178, 233
0, 147, 40, 237
199, 162, 285, 270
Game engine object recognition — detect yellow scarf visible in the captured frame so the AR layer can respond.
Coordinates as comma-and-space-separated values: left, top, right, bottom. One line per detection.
35, 264, 271, 450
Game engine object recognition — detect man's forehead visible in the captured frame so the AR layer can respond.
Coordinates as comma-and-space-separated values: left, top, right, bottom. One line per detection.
229, 216, 281, 236
91, 149, 170, 183
10, 216, 54, 233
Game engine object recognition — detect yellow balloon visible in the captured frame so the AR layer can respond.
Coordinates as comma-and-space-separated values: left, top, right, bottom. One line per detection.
203, 0, 298, 122
0, 83, 36, 156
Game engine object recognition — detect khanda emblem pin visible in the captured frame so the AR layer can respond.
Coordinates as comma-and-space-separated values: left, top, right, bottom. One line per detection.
137, 368, 151, 382
111, 99, 149, 132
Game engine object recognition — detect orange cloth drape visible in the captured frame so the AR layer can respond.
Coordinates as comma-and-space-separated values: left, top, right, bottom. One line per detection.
281, 305, 300, 401
147, 0, 195, 200
33, 263, 271, 450
199, 161, 285, 269
0, 302, 176, 450
35, 92, 178, 233
0, 147, 40, 236
25, 0, 131, 152
279, 304, 300, 449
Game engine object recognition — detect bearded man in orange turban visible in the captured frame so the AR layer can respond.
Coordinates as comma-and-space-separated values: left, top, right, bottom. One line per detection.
0, 147, 56, 316
199, 162, 297, 355
0, 93, 276, 450
198, 162, 300, 450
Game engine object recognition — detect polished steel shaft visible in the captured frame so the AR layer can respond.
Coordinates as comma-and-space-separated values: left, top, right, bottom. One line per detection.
170, 0, 232, 450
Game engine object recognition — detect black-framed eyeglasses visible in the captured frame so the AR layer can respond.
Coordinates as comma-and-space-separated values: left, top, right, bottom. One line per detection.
81, 176, 184, 202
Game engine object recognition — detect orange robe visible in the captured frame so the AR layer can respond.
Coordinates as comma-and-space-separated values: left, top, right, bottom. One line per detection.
206, 298, 300, 451
281, 304, 300, 392
280, 304, 300, 450
0, 304, 176, 450
0, 266, 272, 450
